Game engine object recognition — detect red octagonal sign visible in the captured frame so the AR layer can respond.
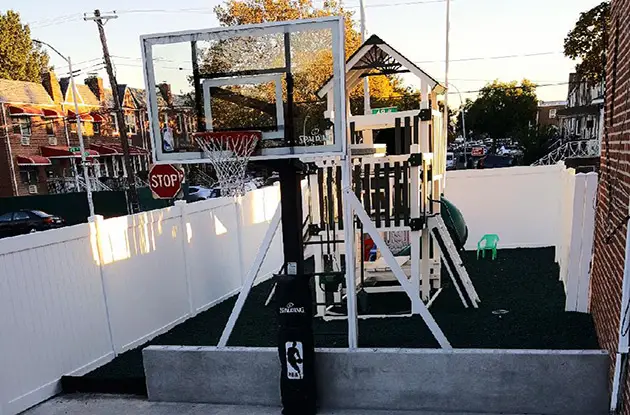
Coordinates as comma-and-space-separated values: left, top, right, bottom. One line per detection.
149, 164, 184, 199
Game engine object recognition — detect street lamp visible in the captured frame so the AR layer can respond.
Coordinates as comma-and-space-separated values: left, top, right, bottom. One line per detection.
449, 83, 467, 167
34, 39, 94, 217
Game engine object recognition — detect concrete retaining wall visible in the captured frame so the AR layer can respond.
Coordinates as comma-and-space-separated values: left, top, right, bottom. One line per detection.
143, 346, 609, 414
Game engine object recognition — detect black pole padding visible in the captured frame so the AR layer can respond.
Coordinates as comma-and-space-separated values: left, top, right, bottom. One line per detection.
276, 273, 317, 415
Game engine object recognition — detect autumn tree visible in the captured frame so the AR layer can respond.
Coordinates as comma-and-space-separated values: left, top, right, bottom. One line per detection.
0, 10, 49, 82
208, 1, 409, 114
564, 1, 610, 84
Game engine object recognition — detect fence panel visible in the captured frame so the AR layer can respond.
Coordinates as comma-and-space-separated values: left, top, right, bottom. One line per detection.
563, 173, 598, 312
445, 165, 564, 250
0, 225, 113, 415
96, 209, 189, 353
185, 199, 243, 314
238, 186, 284, 282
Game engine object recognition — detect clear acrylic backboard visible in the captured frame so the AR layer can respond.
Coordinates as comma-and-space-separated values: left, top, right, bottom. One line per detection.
140, 16, 347, 163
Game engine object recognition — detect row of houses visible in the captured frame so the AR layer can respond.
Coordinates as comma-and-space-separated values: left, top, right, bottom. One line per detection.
0, 71, 194, 197
537, 73, 605, 141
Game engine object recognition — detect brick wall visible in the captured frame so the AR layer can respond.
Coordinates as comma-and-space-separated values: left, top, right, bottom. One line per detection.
589, 0, 630, 412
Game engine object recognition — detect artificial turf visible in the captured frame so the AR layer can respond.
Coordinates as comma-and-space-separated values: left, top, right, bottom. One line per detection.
65, 247, 599, 394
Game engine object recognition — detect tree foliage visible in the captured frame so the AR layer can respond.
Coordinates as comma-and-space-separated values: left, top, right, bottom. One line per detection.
0, 10, 49, 82
459, 80, 538, 142
563, 1, 610, 84
212, 0, 404, 101
516, 124, 559, 165
205, 0, 415, 138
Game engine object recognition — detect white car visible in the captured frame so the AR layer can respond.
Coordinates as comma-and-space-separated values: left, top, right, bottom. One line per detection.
446, 152, 455, 169
188, 186, 219, 201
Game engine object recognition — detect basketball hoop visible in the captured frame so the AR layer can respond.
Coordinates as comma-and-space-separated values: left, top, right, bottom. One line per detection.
194, 131, 261, 197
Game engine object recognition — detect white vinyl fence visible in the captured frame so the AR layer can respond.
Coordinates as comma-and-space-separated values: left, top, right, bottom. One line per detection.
0, 185, 283, 415
556, 169, 597, 313
445, 163, 597, 312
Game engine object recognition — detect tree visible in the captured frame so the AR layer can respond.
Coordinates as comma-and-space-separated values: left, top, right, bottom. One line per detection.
207, 0, 410, 132
563, 1, 610, 84
462, 80, 538, 144
0, 10, 49, 82
516, 124, 559, 165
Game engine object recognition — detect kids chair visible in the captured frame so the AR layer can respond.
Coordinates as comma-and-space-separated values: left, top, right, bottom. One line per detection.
477, 234, 499, 260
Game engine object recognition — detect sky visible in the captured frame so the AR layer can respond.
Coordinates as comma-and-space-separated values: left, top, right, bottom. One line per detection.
4, 0, 604, 109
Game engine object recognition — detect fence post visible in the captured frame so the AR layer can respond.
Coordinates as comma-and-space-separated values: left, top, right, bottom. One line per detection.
233, 195, 247, 286
174, 200, 194, 316
88, 214, 117, 354
576, 173, 597, 312
565, 175, 587, 312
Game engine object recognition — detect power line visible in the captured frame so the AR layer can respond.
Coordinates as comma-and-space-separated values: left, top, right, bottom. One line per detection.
448, 81, 570, 95
415, 51, 564, 64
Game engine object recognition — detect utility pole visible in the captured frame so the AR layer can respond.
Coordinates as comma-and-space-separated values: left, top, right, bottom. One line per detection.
85, 9, 139, 213
443, 0, 451, 165
359, 0, 370, 115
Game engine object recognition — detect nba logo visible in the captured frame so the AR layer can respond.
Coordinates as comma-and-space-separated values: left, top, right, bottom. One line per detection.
285, 341, 304, 380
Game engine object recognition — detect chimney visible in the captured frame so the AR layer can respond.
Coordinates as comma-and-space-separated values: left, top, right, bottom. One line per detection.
85, 76, 105, 103
158, 83, 173, 107
41, 71, 63, 103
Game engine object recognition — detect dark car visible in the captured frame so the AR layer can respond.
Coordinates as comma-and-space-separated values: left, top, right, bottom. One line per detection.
477, 154, 515, 169
0, 210, 65, 238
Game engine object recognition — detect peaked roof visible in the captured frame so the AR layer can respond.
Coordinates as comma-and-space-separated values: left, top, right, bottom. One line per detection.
60, 78, 102, 107
317, 34, 444, 99
0, 79, 55, 105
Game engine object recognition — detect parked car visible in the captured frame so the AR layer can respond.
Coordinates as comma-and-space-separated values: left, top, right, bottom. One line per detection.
446, 152, 455, 170
0, 210, 65, 238
187, 185, 220, 202
477, 154, 515, 169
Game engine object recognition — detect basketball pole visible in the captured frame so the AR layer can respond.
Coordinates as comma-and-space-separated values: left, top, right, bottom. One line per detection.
274, 32, 317, 415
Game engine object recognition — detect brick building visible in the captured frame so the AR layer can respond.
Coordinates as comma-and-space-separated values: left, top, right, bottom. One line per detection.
0, 71, 192, 197
536, 100, 566, 129
588, 0, 630, 412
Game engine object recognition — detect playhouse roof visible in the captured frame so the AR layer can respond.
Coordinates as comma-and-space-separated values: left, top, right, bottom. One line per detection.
317, 35, 445, 99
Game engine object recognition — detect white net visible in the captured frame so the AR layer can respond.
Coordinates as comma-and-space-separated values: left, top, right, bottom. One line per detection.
195, 133, 260, 197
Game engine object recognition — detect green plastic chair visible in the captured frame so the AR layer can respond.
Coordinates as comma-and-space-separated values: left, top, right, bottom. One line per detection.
477, 234, 499, 260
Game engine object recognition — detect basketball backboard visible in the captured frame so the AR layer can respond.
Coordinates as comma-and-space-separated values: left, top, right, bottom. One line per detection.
140, 17, 348, 163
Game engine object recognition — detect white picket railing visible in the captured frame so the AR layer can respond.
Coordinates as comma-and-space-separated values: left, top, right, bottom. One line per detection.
531, 139, 600, 166
0, 185, 283, 415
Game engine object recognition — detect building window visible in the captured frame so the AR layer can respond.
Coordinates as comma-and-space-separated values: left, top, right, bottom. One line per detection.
12, 117, 31, 137
94, 122, 101, 136
549, 109, 557, 119
46, 119, 55, 136
69, 121, 88, 135
177, 114, 184, 134
111, 113, 119, 134
125, 113, 137, 135
19, 168, 38, 185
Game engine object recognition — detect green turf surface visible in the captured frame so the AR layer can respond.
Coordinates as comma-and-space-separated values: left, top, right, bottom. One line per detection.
77, 247, 599, 388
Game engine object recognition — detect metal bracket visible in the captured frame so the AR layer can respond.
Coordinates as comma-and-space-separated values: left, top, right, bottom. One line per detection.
409, 217, 425, 231
409, 153, 422, 167
419, 109, 431, 121
308, 224, 322, 236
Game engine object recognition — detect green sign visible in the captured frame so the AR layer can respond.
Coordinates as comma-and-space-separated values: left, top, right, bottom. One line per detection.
371, 107, 398, 115
69, 147, 90, 156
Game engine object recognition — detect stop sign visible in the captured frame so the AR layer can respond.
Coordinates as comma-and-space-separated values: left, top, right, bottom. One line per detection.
149, 164, 184, 199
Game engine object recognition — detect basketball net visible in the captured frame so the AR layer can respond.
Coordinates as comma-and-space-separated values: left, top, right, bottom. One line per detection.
194, 132, 260, 197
